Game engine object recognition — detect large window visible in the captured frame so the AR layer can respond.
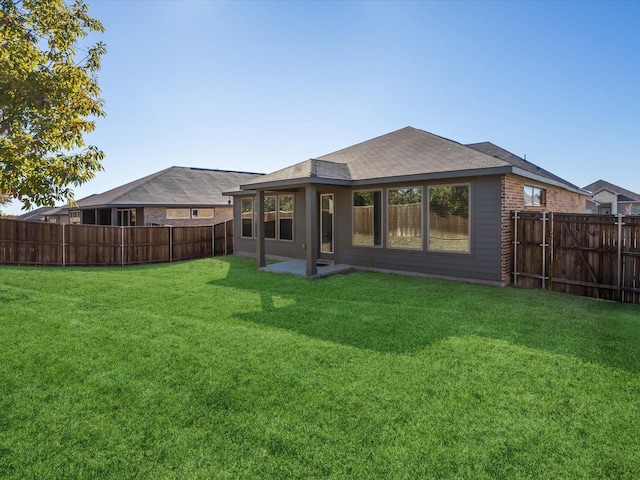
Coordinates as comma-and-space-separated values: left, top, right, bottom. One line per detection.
524, 185, 545, 207
387, 187, 422, 249
279, 195, 293, 241
69, 210, 81, 224
241, 198, 254, 238
353, 190, 382, 246
428, 185, 469, 253
263, 194, 294, 241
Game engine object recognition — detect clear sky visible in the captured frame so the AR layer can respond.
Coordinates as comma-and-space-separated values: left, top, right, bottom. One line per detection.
5, 0, 640, 215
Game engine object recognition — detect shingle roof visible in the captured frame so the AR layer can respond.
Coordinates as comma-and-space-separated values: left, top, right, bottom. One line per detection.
582, 180, 640, 202
76, 167, 263, 208
14, 206, 50, 221
240, 127, 583, 193
465, 142, 582, 191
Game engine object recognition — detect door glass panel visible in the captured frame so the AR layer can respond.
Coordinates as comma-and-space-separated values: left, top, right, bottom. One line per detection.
321, 194, 334, 254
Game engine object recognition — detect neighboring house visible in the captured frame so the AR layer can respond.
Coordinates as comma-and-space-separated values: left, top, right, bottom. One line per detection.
42, 205, 70, 224
14, 206, 51, 222
71, 166, 262, 226
228, 127, 589, 285
583, 180, 640, 215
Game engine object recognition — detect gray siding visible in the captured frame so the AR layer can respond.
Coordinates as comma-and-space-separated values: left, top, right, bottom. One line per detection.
234, 191, 308, 260
234, 176, 504, 283
334, 176, 503, 282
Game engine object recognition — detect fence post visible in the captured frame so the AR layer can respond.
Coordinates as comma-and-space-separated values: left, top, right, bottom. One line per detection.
212, 224, 216, 257
169, 226, 173, 263
541, 211, 548, 289
548, 211, 554, 291
224, 220, 228, 255
121, 226, 125, 267
617, 214, 624, 302
513, 210, 519, 285
62, 223, 66, 267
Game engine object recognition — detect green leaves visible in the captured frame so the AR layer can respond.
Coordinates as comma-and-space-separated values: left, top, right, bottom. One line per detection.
0, 0, 106, 209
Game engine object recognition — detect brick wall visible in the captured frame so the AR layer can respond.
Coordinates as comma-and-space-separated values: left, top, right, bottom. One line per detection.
143, 206, 233, 226
500, 174, 587, 284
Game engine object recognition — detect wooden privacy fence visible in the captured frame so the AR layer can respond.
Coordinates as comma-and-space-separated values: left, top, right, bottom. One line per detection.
513, 211, 640, 305
0, 218, 234, 267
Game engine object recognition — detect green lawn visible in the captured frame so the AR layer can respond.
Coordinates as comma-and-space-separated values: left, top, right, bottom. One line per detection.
1, 256, 639, 479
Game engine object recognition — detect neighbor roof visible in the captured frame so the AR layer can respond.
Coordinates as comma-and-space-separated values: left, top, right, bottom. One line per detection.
239, 127, 585, 194
76, 167, 263, 208
14, 206, 50, 221
583, 180, 640, 202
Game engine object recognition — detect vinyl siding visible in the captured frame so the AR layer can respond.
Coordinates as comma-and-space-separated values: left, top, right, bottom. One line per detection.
234, 177, 504, 283
334, 177, 503, 282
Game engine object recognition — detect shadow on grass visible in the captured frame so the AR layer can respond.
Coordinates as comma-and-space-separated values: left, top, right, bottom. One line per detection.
211, 257, 640, 372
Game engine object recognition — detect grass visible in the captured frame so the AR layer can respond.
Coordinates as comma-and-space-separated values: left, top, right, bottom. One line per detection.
1, 256, 639, 479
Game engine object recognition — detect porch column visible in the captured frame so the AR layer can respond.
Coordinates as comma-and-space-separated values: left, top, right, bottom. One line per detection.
305, 184, 318, 277
256, 189, 266, 268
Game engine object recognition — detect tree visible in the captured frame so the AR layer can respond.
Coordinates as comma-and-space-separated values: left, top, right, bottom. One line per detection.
0, 0, 106, 209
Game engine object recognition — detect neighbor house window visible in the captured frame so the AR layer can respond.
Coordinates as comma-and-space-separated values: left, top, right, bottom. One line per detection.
241, 198, 254, 238
166, 208, 191, 219
192, 208, 214, 219
387, 187, 422, 249
524, 185, 545, 207
117, 208, 137, 226
279, 195, 293, 241
264, 196, 277, 239
69, 210, 81, 224
353, 190, 382, 246
428, 185, 470, 253
262, 194, 294, 241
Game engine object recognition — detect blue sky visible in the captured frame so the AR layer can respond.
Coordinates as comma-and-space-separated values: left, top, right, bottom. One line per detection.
6, 0, 640, 214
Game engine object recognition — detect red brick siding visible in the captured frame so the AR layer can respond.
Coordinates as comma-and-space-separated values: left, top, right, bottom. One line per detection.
500, 174, 587, 284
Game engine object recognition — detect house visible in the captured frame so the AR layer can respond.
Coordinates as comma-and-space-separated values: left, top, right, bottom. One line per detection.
228, 127, 588, 285
41, 205, 70, 224
70, 166, 262, 226
13, 206, 51, 222
583, 180, 640, 215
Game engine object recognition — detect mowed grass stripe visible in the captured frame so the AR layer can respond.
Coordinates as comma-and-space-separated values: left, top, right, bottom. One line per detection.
1, 256, 639, 479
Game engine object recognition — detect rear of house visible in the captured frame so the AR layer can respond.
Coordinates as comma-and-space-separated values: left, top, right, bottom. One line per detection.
230, 127, 587, 285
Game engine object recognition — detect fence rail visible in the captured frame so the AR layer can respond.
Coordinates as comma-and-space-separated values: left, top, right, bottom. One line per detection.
513, 211, 640, 305
0, 219, 233, 267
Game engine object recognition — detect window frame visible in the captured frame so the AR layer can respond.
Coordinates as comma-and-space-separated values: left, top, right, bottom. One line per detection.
427, 184, 471, 254
262, 194, 295, 242
386, 186, 423, 251
352, 189, 383, 248
524, 185, 546, 207
166, 208, 191, 220
240, 197, 254, 238
192, 208, 214, 219
69, 210, 81, 224
278, 195, 294, 242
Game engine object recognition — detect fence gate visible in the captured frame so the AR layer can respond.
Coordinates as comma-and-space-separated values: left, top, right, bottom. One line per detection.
513, 211, 640, 305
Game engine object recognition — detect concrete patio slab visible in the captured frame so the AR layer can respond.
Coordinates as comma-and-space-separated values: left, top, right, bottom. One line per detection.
260, 259, 352, 279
